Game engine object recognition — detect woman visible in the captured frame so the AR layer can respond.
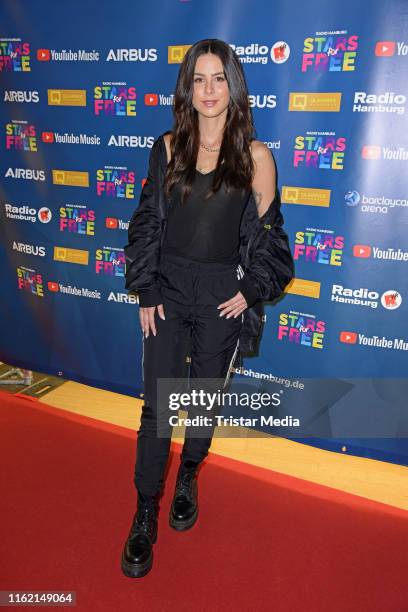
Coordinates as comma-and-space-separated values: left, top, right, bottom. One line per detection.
121, 38, 294, 578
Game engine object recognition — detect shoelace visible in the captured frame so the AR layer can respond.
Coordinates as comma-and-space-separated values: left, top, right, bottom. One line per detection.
175, 469, 196, 500
132, 502, 157, 540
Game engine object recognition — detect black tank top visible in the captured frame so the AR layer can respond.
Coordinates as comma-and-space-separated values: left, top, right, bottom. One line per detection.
162, 169, 250, 264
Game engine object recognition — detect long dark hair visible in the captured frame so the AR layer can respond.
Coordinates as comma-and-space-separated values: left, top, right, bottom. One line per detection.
164, 38, 256, 205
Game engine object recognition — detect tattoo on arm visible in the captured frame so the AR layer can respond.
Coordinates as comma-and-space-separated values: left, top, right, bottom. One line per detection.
253, 189, 263, 210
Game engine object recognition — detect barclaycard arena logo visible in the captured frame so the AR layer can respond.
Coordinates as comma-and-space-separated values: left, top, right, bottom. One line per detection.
16, 267, 43, 296
331, 285, 402, 310
302, 30, 359, 72
344, 190, 408, 214
59, 205, 95, 235
0, 39, 31, 71
4, 203, 51, 223
293, 228, 344, 265
94, 83, 136, 116
6, 121, 37, 151
293, 131, 346, 169
96, 167, 135, 198
95, 247, 125, 275
278, 310, 326, 349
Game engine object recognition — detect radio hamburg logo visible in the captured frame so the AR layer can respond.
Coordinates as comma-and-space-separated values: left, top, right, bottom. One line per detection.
96, 166, 135, 198
6, 121, 37, 151
302, 31, 359, 72
93, 83, 136, 116
294, 227, 344, 265
16, 266, 43, 296
95, 247, 125, 276
0, 40, 31, 71
278, 310, 326, 349
60, 205, 95, 235
294, 132, 346, 169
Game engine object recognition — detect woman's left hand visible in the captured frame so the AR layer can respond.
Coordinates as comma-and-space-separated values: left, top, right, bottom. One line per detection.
217, 291, 247, 319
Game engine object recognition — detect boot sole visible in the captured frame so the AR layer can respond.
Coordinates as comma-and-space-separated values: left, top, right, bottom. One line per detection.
169, 505, 199, 531
120, 530, 157, 578
121, 550, 153, 578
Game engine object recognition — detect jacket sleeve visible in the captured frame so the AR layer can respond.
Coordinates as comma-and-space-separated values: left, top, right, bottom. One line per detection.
124, 139, 163, 307
239, 190, 294, 305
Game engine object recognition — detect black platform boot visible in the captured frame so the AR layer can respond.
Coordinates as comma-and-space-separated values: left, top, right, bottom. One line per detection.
121, 490, 160, 578
169, 459, 200, 531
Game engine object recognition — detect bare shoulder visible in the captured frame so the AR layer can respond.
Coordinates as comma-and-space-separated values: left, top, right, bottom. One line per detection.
250, 139, 275, 166
249, 140, 276, 216
163, 132, 172, 164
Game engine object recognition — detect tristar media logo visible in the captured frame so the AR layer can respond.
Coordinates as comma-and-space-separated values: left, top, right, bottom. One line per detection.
17, 267, 43, 296
95, 247, 125, 276
302, 31, 359, 72
293, 131, 346, 169
282, 186, 331, 207
59, 205, 95, 235
93, 83, 136, 116
96, 166, 135, 198
345, 190, 408, 215
6, 120, 37, 151
278, 310, 326, 349
0, 39, 31, 71
293, 227, 344, 265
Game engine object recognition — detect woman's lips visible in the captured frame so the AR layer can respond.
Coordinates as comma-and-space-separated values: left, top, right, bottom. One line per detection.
203, 100, 217, 107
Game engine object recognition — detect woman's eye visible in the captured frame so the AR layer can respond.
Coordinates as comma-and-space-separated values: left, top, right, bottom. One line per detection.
216, 76, 225, 82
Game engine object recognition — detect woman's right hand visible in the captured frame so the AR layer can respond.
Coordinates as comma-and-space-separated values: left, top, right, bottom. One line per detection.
139, 304, 165, 337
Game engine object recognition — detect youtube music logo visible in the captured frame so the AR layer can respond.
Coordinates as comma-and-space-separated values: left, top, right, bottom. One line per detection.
353, 245, 371, 258
48, 281, 59, 292
42, 132, 54, 143
106, 217, 118, 229
340, 331, 357, 344
361, 145, 381, 159
37, 49, 51, 61
145, 93, 158, 106
375, 41, 396, 57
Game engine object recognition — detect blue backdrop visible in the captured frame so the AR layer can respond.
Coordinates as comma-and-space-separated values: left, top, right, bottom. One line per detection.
1, 0, 407, 464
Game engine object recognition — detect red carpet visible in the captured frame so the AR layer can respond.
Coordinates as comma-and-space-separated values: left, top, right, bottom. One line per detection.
0, 390, 407, 612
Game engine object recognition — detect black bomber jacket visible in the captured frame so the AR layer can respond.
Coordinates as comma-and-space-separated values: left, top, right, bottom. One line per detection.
124, 131, 295, 355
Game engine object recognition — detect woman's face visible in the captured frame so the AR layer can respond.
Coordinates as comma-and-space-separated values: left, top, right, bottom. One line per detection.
192, 52, 230, 119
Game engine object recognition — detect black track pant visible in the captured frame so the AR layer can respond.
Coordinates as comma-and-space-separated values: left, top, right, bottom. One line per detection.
134, 251, 243, 497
